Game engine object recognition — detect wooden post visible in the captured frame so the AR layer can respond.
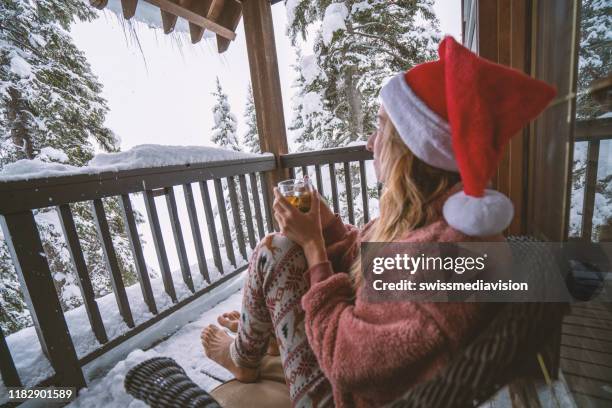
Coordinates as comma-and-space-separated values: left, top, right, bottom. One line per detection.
0, 211, 85, 389
242, 0, 289, 219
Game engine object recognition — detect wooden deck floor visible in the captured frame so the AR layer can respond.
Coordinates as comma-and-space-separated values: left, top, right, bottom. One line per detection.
560, 302, 612, 407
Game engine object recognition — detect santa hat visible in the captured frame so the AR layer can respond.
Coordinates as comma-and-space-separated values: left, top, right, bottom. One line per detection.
379, 36, 556, 237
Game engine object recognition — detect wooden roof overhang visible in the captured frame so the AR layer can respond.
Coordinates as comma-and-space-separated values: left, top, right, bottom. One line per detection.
89, 0, 282, 52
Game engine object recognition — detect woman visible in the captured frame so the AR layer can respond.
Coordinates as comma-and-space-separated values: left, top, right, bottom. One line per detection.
201, 37, 556, 407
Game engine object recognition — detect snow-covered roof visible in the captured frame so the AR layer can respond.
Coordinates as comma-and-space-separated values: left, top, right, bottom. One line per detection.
90, 0, 243, 51
104, 0, 190, 34
0, 144, 272, 182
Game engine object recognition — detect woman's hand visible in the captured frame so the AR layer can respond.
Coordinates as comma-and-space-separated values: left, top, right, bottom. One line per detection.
273, 187, 327, 267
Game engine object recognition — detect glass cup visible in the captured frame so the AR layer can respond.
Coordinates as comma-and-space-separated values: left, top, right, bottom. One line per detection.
278, 178, 312, 213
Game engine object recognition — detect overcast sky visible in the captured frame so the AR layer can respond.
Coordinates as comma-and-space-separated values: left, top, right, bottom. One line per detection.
70, 1, 462, 153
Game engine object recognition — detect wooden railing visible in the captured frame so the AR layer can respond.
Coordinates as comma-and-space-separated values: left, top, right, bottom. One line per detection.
0, 145, 374, 396
574, 118, 611, 241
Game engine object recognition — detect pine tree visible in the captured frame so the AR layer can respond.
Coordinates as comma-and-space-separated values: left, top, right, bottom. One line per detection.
211, 77, 240, 151
0, 236, 30, 334
0, 0, 138, 334
576, 0, 611, 120
210, 77, 248, 261
289, 51, 330, 152
243, 84, 260, 153
287, 0, 440, 224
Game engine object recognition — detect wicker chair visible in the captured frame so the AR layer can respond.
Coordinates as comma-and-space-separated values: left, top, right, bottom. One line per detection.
124, 357, 221, 408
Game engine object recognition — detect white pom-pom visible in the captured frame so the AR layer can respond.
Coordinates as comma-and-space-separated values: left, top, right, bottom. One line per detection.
442, 190, 514, 237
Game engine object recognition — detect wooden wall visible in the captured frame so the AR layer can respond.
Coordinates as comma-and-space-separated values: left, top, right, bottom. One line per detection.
461, 0, 578, 240
462, 0, 531, 236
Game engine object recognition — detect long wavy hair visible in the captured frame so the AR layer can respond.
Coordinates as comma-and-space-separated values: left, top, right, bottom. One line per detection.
351, 116, 460, 287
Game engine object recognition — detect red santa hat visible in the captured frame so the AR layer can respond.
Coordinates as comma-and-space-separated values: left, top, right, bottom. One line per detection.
379, 36, 556, 237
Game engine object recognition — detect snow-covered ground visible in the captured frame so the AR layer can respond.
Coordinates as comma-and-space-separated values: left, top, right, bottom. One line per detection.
0, 254, 250, 406
67, 290, 243, 408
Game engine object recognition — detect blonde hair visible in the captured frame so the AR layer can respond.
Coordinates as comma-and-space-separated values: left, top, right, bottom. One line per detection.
351, 119, 460, 287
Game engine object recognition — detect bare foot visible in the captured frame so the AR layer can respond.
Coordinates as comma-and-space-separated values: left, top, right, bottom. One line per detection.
201, 325, 258, 383
217, 311, 280, 356
217, 310, 240, 333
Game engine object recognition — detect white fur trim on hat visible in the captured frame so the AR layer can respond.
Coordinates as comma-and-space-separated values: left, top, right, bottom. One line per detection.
442, 190, 514, 237
380, 73, 458, 172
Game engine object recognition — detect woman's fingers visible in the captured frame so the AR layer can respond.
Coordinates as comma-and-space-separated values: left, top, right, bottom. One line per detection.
309, 187, 320, 216
273, 189, 296, 213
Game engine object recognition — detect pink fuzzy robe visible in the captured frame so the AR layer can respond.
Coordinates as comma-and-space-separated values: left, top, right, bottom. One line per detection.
302, 196, 504, 407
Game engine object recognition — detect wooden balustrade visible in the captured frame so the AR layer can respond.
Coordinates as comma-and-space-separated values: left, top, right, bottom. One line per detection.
574, 119, 612, 241
0, 145, 375, 395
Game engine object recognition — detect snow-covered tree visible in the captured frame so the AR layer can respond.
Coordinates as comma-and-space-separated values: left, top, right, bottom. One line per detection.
576, 0, 611, 120
209, 78, 249, 261
287, 0, 440, 147
289, 51, 330, 151
211, 77, 239, 151
0, 235, 30, 334
0, 0, 138, 334
287, 0, 439, 224
242, 84, 260, 153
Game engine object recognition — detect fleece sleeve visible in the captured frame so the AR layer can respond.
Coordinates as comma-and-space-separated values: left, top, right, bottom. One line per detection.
302, 265, 448, 389
321, 215, 360, 274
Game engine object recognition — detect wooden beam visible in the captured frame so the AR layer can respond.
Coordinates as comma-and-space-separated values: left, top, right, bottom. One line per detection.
242, 0, 289, 212
207, 0, 225, 21
160, 9, 178, 33
89, 0, 109, 10
121, 0, 139, 19
575, 118, 612, 141
145, 0, 236, 41
187, 0, 212, 44
189, 23, 205, 43
215, 0, 242, 53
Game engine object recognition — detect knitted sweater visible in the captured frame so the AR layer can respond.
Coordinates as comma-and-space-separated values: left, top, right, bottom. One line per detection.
302, 198, 504, 407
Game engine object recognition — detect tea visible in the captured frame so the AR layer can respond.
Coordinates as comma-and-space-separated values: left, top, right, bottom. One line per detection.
286, 192, 311, 212
278, 178, 312, 212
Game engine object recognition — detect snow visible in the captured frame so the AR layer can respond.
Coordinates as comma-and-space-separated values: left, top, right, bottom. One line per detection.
598, 112, 612, 119
0, 158, 81, 181
351, 1, 374, 14
301, 92, 323, 116
67, 289, 243, 407
9, 54, 32, 78
87, 144, 259, 171
285, 0, 300, 28
28, 33, 46, 48
301, 55, 323, 86
321, 3, 349, 46
39, 146, 69, 163
0, 145, 271, 182
0, 255, 249, 405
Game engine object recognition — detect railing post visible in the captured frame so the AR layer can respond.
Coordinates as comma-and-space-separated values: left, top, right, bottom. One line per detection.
243, 0, 289, 215
0, 211, 85, 388
0, 326, 21, 387
581, 139, 600, 241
